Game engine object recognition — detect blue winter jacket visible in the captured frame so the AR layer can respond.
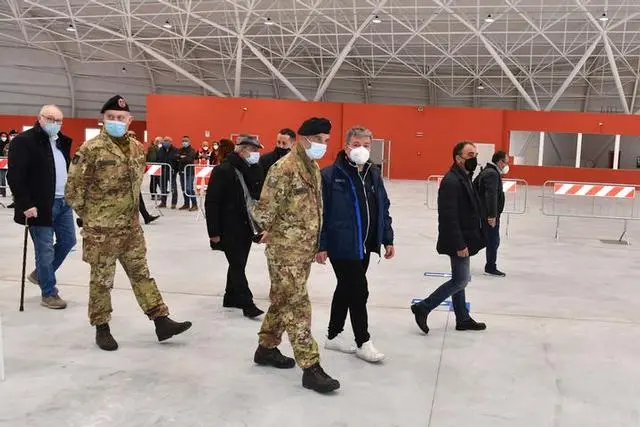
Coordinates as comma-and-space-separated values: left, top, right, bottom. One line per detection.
319, 152, 394, 260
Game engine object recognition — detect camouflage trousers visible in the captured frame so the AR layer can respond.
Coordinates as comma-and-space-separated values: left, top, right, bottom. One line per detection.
258, 255, 320, 369
82, 224, 169, 326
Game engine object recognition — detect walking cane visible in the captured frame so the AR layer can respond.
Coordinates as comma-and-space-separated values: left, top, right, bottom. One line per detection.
19, 220, 28, 312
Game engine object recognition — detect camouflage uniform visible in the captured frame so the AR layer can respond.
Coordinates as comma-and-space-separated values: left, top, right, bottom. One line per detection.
252, 142, 323, 369
65, 130, 169, 326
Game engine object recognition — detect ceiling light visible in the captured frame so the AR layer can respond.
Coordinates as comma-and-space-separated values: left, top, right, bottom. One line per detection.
477, 84, 485, 90
367, 82, 372, 88
66, 24, 76, 32
484, 14, 495, 24
163, 20, 172, 29
372, 15, 382, 24
122, 66, 127, 73
599, 12, 608, 22
265, 17, 274, 26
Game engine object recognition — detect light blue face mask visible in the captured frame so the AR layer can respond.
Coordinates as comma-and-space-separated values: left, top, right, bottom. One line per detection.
305, 140, 327, 160
43, 122, 61, 137
104, 120, 127, 138
246, 152, 260, 165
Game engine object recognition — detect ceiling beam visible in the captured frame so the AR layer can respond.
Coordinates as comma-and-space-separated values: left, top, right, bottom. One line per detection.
545, 35, 601, 111
314, 0, 388, 101
431, 0, 539, 110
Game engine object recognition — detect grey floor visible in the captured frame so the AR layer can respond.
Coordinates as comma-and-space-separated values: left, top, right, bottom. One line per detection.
1, 181, 639, 427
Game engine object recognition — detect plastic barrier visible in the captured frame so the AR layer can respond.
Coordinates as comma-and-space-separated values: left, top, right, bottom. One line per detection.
0, 157, 8, 208
425, 174, 528, 237
142, 162, 173, 199
184, 164, 215, 220
542, 180, 640, 242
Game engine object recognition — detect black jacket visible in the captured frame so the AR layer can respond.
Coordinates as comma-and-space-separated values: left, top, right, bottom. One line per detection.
7, 122, 72, 226
156, 144, 178, 176
205, 152, 264, 248
474, 163, 505, 219
436, 164, 486, 257
176, 146, 198, 172
259, 147, 290, 176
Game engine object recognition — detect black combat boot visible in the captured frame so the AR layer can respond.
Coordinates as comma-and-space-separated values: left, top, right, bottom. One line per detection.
154, 316, 193, 342
302, 363, 340, 394
96, 324, 118, 351
410, 304, 430, 335
253, 345, 295, 369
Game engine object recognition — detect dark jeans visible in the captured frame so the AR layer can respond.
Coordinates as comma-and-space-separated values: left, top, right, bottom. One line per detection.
160, 172, 178, 206
223, 236, 254, 307
139, 194, 151, 222
0, 169, 6, 196
328, 252, 371, 347
416, 255, 471, 322
29, 198, 77, 297
179, 170, 197, 207
485, 218, 500, 271
149, 175, 160, 199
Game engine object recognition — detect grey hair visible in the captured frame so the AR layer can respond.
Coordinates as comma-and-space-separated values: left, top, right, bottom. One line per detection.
345, 126, 372, 145
39, 104, 62, 117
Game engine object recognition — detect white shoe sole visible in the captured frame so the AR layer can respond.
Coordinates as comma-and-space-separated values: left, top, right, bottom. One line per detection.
483, 272, 506, 277
355, 352, 385, 363
325, 342, 356, 354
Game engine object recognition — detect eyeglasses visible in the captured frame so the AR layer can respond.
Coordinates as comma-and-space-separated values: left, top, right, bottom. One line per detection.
41, 115, 63, 125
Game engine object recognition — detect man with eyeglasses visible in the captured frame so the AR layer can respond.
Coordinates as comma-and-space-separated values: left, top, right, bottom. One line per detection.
7, 105, 76, 309
316, 126, 394, 364
410, 141, 487, 334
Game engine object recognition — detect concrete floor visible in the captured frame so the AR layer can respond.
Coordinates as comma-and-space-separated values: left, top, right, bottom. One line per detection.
1, 181, 640, 427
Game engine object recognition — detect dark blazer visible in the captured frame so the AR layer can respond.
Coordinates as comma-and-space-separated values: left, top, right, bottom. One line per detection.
7, 122, 72, 226
319, 152, 394, 260
205, 152, 264, 249
474, 163, 505, 219
259, 147, 290, 176
436, 164, 486, 257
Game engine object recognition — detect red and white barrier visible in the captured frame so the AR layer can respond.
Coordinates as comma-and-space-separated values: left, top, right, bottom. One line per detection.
553, 183, 635, 199
145, 164, 162, 177
0, 158, 7, 170
503, 180, 517, 193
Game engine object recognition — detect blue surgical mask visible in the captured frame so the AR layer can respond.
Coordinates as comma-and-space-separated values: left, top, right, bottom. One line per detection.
305, 140, 327, 160
162, 142, 170, 149
182, 141, 190, 148
104, 120, 127, 138
246, 152, 260, 165
43, 122, 61, 137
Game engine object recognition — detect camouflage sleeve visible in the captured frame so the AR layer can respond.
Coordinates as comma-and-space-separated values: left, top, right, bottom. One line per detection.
252, 164, 290, 232
65, 144, 94, 218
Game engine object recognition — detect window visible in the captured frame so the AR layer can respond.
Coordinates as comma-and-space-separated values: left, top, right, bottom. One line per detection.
85, 128, 100, 141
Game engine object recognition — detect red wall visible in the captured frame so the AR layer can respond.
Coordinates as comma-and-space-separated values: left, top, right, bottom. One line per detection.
0, 115, 147, 154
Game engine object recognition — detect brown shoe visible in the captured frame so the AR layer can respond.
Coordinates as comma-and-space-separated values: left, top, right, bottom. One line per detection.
28, 270, 39, 285
189, 206, 198, 212
41, 295, 67, 309
179, 205, 189, 210
171, 204, 177, 209
157, 202, 167, 208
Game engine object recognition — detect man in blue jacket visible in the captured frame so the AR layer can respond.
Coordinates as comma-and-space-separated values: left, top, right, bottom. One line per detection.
316, 126, 394, 363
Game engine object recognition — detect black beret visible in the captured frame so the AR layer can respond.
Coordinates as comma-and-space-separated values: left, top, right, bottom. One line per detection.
236, 135, 263, 149
100, 95, 130, 114
298, 117, 331, 136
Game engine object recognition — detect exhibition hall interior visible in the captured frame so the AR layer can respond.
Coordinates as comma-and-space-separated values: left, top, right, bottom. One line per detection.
1, 1, 640, 426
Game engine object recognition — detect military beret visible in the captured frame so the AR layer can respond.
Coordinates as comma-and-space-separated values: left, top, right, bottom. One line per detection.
100, 95, 130, 114
298, 117, 331, 136
236, 135, 263, 149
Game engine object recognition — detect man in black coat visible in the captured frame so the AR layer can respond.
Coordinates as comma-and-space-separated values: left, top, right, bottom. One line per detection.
411, 141, 487, 334
475, 150, 508, 277
156, 137, 178, 208
259, 128, 295, 175
205, 135, 265, 318
7, 105, 76, 309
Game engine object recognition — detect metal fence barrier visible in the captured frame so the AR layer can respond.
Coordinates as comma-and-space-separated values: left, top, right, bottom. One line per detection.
425, 174, 528, 237
141, 162, 172, 215
542, 180, 640, 243
184, 164, 215, 220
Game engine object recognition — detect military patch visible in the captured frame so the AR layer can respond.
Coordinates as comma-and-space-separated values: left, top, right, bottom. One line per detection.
293, 187, 307, 195
72, 155, 80, 164
97, 159, 117, 166
267, 175, 279, 188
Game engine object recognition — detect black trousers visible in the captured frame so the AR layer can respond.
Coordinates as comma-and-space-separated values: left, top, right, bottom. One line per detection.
223, 236, 254, 307
139, 193, 152, 222
328, 252, 371, 347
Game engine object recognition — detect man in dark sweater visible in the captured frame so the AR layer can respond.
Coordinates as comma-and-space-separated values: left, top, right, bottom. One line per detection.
259, 128, 295, 175
410, 141, 487, 334
475, 150, 509, 277
317, 126, 394, 363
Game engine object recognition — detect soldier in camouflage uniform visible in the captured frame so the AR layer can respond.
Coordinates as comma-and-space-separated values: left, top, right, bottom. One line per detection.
65, 95, 192, 351
251, 117, 340, 394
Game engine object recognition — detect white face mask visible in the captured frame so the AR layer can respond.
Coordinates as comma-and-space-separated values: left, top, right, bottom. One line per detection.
500, 164, 510, 175
246, 152, 260, 165
348, 146, 370, 165
0, 137, 6, 142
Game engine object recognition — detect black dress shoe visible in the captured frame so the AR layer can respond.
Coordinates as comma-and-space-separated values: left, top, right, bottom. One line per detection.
484, 268, 506, 277
144, 215, 159, 225
456, 318, 487, 331
411, 304, 430, 335
243, 304, 264, 319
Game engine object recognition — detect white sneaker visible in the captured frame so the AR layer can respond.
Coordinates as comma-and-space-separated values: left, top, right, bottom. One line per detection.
325, 334, 357, 354
355, 341, 385, 363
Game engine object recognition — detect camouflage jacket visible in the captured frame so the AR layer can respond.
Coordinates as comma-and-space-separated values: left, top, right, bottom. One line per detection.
65, 130, 145, 232
252, 142, 323, 262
